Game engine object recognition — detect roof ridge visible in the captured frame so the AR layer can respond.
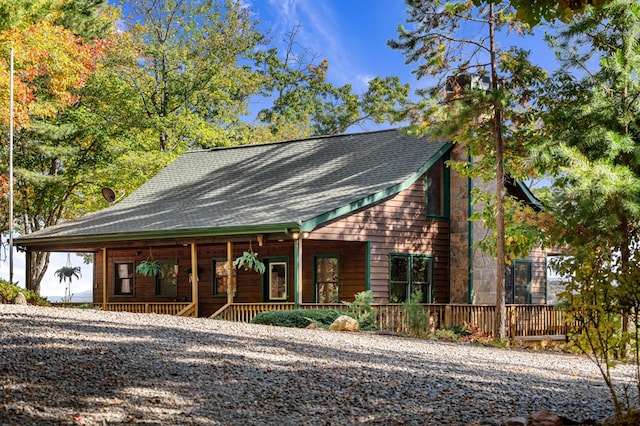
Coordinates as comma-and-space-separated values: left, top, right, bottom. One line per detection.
185, 127, 403, 154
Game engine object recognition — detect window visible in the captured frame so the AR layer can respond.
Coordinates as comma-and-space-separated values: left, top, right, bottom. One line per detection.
389, 254, 433, 303
425, 157, 449, 218
268, 261, 287, 300
114, 261, 134, 296
315, 255, 339, 303
155, 260, 178, 298
212, 258, 234, 296
505, 260, 532, 304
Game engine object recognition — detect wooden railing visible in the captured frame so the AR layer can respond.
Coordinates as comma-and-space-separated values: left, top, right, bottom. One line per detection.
213, 303, 569, 339
52, 301, 192, 316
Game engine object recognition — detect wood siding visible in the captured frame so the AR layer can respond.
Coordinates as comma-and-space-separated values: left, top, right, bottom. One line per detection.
310, 177, 450, 303
93, 240, 367, 317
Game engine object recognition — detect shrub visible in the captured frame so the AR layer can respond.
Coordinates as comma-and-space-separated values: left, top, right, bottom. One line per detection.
251, 309, 349, 328
402, 291, 430, 337
343, 290, 379, 331
0, 280, 50, 306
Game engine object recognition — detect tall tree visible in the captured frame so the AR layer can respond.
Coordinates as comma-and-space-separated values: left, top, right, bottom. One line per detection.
107, 0, 267, 152
254, 26, 409, 137
473, 0, 613, 26
389, 0, 547, 338
0, 2, 112, 292
540, 1, 640, 417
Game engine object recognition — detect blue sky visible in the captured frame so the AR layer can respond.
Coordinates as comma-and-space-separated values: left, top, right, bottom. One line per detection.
2, 0, 559, 299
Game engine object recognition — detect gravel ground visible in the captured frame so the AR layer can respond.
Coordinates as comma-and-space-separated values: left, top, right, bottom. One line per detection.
0, 305, 634, 425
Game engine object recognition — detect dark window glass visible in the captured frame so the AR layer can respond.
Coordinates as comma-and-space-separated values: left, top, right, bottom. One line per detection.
427, 159, 444, 216
389, 254, 433, 303
114, 261, 134, 296
155, 260, 177, 298
315, 256, 339, 303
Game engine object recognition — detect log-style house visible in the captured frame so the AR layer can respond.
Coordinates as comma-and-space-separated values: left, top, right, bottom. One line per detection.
15, 129, 547, 318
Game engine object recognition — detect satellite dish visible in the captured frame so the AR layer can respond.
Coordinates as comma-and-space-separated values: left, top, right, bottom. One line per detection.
101, 187, 116, 203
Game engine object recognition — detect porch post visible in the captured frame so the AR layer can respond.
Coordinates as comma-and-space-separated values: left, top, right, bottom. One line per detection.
190, 242, 198, 317
294, 238, 303, 307
24, 249, 31, 290
102, 248, 107, 310
226, 241, 234, 305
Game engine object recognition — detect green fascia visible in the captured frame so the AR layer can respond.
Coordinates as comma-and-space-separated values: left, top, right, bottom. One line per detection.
15, 223, 301, 248
515, 179, 544, 210
468, 157, 474, 305
300, 143, 453, 232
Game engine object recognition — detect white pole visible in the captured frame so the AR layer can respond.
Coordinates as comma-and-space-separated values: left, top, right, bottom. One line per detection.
9, 43, 14, 284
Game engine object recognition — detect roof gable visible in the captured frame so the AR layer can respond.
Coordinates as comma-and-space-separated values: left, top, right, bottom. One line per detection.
16, 129, 452, 245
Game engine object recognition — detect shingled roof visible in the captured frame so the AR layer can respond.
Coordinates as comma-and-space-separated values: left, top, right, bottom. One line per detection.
16, 129, 451, 247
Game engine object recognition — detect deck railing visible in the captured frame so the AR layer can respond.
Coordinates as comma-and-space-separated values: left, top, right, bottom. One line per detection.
52, 302, 192, 316
214, 303, 569, 339
53, 301, 569, 339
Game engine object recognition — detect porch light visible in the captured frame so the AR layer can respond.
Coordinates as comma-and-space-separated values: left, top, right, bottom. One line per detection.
291, 231, 309, 240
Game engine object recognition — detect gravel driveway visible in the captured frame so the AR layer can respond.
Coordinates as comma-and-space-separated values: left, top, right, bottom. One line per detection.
0, 304, 633, 425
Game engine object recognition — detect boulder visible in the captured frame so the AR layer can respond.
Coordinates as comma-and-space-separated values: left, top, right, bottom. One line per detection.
503, 417, 527, 426
528, 411, 562, 426
13, 293, 27, 305
329, 315, 359, 332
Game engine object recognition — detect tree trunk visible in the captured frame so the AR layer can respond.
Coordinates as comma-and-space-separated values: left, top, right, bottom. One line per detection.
488, 5, 507, 339
26, 251, 50, 296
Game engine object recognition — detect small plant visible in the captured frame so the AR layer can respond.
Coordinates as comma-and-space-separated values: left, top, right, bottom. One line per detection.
343, 290, 378, 331
136, 248, 164, 277
402, 291, 430, 337
234, 241, 265, 274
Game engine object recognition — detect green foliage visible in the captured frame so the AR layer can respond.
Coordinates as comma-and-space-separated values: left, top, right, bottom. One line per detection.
54, 266, 82, 283
251, 309, 349, 329
402, 291, 431, 337
433, 328, 460, 342
136, 260, 164, 277
0, 280, 50, 306
342, 290, 378, 331
473, 0, 613, 26
539, 4, 640, 419
234, 251, 265, 274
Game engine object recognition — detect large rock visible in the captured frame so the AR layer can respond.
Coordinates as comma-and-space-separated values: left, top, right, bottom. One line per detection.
329, 315, 359, 332
13, 293, 27, 305
528, 411, 562, 426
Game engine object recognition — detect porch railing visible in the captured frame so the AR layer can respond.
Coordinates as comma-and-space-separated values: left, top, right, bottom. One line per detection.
214, 303, 569, 339
50, 302, 193, 316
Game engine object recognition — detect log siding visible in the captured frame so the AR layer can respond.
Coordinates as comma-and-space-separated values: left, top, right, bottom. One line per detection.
310, 177, 450, 303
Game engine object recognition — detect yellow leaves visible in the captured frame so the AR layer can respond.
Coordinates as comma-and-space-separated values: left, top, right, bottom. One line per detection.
0, 20, 105, 129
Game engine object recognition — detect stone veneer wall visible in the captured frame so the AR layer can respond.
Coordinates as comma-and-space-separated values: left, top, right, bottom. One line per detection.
448, 144, 470, 303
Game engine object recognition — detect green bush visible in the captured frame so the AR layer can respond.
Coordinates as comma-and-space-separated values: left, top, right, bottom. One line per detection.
402, 291, 430, 337
251, 309, 350, 328
0, 280, 50, 306
343, 290, 379, 331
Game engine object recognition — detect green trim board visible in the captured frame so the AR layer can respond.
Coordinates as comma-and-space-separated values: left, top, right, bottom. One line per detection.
300, 143, 453, 232
15, 223, 301, 247
365, 241, 371, 291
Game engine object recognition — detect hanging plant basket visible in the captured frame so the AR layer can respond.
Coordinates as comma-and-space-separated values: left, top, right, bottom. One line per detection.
54, 266, 82, 283
54, 253, 82, 283
136, 248, 165, 277
234, 241, 265, 274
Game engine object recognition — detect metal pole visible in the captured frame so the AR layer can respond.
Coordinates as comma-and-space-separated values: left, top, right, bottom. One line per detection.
9, 43, 14, 284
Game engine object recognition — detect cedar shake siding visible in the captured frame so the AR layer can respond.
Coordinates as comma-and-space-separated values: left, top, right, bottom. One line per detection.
310, 176, 450, 303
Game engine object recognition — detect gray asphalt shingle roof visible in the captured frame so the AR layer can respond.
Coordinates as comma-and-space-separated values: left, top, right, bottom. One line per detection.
16, 129, 451, 245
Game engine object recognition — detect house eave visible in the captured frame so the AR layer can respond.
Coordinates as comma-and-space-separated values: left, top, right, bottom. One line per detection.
14, 223, 300, 249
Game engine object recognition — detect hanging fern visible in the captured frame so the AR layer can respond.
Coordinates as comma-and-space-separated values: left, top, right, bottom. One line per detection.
54, 266, 82, 283
136, 260, 164, 277
234, 250, 266, 274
